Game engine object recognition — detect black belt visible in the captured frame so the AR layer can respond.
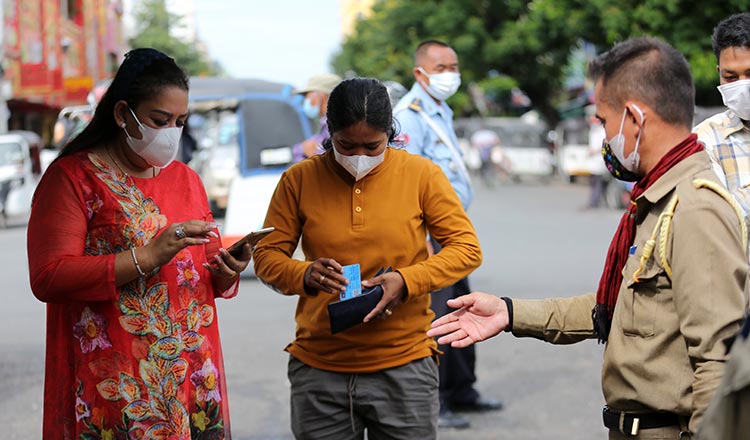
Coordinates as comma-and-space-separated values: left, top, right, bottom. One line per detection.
602, 407, 681, 436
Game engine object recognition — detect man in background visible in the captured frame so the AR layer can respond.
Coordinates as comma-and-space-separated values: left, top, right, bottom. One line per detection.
694, 12, 750, 222
394, 40, 502, 430
291, 73, 342, 163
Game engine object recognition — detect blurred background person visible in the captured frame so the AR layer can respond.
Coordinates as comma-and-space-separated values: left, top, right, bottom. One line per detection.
394, 39, 501, 430
694, 12, 750, 221
584, 117, 608, 209
470, 129, 502, 187
291, 73, 342, 163
178, 117, 198, 164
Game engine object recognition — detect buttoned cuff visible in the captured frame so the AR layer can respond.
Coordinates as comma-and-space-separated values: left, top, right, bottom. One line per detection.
294, 261, 318, 296
395, 267, 423, 302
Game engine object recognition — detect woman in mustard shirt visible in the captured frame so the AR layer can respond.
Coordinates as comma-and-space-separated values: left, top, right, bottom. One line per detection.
253, 77, 482, 439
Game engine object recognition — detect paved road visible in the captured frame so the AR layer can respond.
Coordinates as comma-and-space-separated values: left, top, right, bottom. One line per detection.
0, 179, 623, 439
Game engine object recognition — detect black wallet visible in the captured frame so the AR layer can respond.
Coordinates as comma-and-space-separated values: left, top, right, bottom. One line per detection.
327, 266, 392, 334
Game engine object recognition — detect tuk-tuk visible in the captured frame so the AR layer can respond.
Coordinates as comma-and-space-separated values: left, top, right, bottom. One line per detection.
187, 77, 312, 259
0, 130, 46, 224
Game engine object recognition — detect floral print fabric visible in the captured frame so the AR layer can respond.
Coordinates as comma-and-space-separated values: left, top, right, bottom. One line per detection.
28, 152, 233, 440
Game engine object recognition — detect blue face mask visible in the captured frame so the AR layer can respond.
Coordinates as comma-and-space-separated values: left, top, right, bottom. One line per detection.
302, 97, 320, 119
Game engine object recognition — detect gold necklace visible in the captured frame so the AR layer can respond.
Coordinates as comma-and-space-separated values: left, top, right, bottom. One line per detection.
105, 146, 156, 178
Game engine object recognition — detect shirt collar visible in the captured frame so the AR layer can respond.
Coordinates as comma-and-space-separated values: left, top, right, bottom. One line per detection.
639, 151, 709, 207
722, 109, 749, 137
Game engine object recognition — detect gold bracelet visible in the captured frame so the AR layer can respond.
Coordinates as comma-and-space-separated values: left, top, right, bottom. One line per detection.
130, 247, 146, 278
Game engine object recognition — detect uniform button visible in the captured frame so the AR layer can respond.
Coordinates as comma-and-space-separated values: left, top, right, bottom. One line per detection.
355, 206, 362, 213
355, 188, 361, 194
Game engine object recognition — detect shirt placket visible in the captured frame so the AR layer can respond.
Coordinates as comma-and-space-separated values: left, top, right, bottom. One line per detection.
352, 183, 364, 228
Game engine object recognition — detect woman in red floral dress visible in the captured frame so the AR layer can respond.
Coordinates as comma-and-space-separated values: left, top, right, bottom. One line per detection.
27, 49, 251, 440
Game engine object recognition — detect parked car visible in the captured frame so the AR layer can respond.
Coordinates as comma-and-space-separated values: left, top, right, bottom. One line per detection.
480, 117, 554, 182
0, 131, 46, 225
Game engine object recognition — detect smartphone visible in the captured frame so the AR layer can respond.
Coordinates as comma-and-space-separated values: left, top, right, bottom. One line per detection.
226, 227, 275, 258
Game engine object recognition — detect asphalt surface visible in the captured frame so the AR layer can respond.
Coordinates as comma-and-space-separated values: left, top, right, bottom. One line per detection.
0, 178, 623, 439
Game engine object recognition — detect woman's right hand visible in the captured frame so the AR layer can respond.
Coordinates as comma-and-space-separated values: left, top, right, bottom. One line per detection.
144, 220, 218, 268
304, 258, 348, 295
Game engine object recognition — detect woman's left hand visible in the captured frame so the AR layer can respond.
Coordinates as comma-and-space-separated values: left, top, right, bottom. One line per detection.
203, 243, 252, 280
363, 271, 407, 322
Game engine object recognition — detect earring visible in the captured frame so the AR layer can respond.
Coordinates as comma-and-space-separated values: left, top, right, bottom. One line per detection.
121, 122, 126, 128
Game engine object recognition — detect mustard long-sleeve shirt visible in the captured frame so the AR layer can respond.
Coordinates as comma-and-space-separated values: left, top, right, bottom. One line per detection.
253, 147, 482, 373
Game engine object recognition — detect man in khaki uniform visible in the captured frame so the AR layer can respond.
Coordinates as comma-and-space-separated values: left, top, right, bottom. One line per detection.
428, 37, 748, 439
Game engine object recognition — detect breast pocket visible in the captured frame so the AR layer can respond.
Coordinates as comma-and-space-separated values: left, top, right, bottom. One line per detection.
620, 256, 670, 338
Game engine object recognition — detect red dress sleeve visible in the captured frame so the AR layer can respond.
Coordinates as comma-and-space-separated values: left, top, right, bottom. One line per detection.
27, 159, 116, 303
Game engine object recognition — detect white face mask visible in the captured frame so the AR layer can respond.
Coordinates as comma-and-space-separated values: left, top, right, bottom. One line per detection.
124, 107, 183, 168
418, 67, 461, 101
333, 145, 385, 181
718, 79, 750, 121
605, 106, 644, 173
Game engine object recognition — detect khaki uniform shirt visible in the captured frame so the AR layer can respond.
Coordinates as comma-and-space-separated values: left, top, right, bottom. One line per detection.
512, 153, 747, 432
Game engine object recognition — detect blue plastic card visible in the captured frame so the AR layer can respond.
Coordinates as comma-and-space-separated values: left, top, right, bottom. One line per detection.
340, 264, 362, 300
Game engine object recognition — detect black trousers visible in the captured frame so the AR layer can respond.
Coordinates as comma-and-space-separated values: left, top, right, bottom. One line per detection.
429, 237, 479, 407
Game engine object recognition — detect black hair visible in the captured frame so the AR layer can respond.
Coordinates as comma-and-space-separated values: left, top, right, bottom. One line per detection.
588, 36, 694, 128
415, 40, 453, 66
322, 77, 397, 149
59, 48, 189, 158
712, 13, 750, 61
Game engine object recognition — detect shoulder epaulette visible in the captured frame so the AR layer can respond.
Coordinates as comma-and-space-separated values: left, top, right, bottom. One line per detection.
408, 98, 422, 112
632, 178, 748, 282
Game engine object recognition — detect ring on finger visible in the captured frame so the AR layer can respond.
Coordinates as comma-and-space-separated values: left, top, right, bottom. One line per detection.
384, 308, 393, 317
320, 275, 326, 284
175, 225, 187, 239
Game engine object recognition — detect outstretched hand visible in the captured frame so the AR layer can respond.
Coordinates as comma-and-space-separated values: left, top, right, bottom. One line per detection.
426, 292, 510, 348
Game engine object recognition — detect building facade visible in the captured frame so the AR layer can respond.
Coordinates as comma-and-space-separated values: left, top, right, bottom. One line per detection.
2, 0, 125, 141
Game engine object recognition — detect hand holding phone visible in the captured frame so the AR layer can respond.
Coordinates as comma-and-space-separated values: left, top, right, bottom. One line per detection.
226, 227, 275, 258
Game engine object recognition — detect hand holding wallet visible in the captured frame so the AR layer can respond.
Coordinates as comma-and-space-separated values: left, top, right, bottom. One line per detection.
328, 266, 392, 334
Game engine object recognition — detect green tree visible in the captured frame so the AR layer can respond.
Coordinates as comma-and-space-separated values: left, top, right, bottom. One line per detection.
579, 0, 750, 106
129, 0, 216, 76
333, 0, 750, 125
